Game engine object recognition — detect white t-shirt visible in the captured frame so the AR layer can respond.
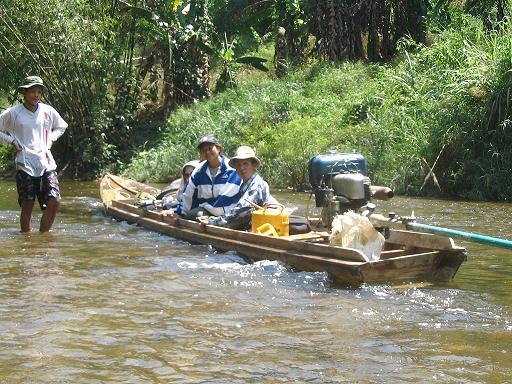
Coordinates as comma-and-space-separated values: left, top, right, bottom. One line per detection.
0, 103, 68, 176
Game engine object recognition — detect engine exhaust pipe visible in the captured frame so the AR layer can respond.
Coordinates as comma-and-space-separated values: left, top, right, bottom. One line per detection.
370, 185, 394, 200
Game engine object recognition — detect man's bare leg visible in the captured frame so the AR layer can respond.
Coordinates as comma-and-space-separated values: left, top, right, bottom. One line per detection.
20, 200, 35, 232
40, 199, 60, 232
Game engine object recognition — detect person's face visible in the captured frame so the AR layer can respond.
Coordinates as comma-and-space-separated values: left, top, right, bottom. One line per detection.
22, 86, 43, 110
235, 159, 257, 182
182, 166, 195, 183
199, 143, 221, 164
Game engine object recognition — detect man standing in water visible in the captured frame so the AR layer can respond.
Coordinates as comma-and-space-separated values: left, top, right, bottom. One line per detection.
0, 76, 68, 232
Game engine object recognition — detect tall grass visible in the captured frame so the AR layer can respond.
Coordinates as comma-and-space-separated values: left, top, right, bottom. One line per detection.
126, 15, 512, 200
396, 16, 512, 199
124, 61, 384, 185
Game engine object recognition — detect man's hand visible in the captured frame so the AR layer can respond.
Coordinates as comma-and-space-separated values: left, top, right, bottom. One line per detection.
162, 209, 180, 225
197, 216, 209, 225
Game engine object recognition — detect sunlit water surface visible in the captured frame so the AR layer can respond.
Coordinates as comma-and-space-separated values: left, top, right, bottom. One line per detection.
0, 181, 510, 383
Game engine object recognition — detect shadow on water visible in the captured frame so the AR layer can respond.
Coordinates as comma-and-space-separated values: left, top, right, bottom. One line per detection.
0, 181, 510, 383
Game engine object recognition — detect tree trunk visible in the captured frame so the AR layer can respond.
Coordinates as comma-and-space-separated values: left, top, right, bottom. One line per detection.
172, 35, 211, 108
497, 0, 505, 24
274, 26, 288, 78
309, 0, 428, 63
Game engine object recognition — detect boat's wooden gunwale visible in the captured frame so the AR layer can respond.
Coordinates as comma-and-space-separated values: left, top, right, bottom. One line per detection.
111, 199, 371, 263
105, 201, 466, 283
111, 198, 464, 256
106, 204, 366, 283
100, 174, 467, 285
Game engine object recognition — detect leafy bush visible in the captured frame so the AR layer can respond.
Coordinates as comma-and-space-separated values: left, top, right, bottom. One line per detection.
375, 16, 512, 199
126, 15, 512, 200
125, 61, 386, 188
0, 1, 125, 177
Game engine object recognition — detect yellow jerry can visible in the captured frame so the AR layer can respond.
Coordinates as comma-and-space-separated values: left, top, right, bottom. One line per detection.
252, 207, 289, 237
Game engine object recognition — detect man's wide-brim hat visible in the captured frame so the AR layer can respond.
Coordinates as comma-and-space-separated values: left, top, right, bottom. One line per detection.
17, 76, 47, 92
228, 146, 261, 168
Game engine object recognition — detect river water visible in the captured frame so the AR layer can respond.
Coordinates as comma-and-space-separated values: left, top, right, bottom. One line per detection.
0, 180, 510, 383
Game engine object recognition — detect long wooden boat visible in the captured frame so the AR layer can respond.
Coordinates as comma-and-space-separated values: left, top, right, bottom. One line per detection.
100, 174, 467, 285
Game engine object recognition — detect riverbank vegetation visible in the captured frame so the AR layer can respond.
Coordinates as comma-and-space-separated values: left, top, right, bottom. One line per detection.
1, 1, 511, 200
0, 91, 9, 174
125, 15, 512, 200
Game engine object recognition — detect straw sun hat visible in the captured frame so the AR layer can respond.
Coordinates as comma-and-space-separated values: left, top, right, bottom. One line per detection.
228, 146, 261, 168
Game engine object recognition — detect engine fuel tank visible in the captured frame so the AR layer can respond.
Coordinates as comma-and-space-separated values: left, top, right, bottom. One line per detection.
332, 173, 369, 199
308, 150, 367, 188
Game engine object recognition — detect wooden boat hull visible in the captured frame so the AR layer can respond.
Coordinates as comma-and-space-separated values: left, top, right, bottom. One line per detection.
100, 174, 467, 285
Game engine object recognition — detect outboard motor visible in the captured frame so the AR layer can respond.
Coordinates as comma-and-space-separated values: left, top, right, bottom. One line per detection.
308, 150, 393, 226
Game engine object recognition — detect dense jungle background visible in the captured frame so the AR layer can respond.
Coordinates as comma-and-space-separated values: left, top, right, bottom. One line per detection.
1, 0, 511, 200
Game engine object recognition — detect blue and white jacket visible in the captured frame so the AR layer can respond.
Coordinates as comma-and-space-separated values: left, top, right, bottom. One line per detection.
176, 155, 242, 216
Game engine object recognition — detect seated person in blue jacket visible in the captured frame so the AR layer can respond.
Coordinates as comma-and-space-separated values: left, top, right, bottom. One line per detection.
175, 134, 242, 219
201, 145, 276, 229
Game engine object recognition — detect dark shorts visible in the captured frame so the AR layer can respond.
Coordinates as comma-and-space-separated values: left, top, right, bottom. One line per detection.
16, 170, 61, 210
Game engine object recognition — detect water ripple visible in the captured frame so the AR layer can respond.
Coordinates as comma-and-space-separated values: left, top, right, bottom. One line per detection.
0, 183, 511, 382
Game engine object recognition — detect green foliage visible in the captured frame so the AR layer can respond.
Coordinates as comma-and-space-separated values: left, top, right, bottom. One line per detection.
0, 91, 7, 109
198, 33, 268, 91
119, 0, 212, 110
210, 0, 273, 40
464, 0, 509, 29
126, 14, 512, 200
125, 61, 385, 188
0, 0, 213, 177
0, 0, 128, 177
367, 15, 512, 199
0, 93, 12, 174
0, 145, 13, 175
1, 0, 511, 201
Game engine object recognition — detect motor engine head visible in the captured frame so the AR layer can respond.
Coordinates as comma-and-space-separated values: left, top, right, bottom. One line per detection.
308, 150, 372, 226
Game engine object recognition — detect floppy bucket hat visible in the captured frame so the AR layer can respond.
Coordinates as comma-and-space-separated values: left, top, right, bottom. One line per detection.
228, 146, 261, 168
17, 75, 47, 92
182, 160, 200, 173
197, 134, 220, 149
